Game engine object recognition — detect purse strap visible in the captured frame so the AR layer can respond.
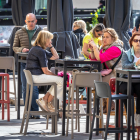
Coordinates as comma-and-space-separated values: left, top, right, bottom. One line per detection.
111, 50, 123, 70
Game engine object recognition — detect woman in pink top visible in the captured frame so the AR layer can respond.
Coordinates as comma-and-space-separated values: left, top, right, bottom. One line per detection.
88, 28, 123, 112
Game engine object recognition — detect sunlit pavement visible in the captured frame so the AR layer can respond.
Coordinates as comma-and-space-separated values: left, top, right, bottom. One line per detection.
0, 75, 137, 140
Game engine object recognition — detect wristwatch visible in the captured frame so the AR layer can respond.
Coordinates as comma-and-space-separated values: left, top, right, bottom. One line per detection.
49, 46, 53, 49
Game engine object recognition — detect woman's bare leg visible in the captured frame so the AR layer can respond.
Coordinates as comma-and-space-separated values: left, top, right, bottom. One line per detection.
43, 92, 54, 103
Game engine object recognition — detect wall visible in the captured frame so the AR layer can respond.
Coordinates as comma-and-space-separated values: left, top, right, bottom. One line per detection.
73, 0, 100, 9
132, 0, 140, 10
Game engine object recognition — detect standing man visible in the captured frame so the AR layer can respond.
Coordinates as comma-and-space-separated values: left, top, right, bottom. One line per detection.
13, 13, 42, 119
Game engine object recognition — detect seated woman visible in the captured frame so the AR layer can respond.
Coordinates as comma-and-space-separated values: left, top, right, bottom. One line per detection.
82, 23, 105, 59
88, 28, 123, 112
26, 30, 63, 112
119, 32, 140, 125
73, 20, 87, 47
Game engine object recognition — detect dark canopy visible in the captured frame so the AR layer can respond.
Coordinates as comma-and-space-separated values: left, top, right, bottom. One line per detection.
47, 0, 80, 58
8, 0, 35, 55
105, 0, 132, 50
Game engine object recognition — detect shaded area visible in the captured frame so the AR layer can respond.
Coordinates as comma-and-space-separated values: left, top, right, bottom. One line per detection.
105, 0, 131, 50
47, 0, 80, 58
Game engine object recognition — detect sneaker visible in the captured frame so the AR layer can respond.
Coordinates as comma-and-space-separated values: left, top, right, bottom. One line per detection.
48, 102, 55, 112
136, 114, 140, 126
36, 98, 49, 112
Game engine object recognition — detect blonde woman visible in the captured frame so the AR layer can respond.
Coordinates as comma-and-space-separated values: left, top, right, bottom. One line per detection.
73, 20, 87, 47
26, 30, 63, 112
82, 23, 105, 59
88, 28, 123, 112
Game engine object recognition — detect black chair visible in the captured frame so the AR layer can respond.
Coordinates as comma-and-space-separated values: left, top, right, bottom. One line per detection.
89, 81, 135, 140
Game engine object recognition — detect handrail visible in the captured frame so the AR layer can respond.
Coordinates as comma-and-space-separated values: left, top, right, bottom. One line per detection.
36, 8, 97, 14
0, 14, 105, 20
0, 8, 12, 12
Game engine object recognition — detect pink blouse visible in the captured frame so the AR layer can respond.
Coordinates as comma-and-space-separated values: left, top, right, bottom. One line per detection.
89, 46, 121, 68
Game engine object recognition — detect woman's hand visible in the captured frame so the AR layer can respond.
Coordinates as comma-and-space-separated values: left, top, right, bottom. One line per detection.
136, 59, 140, 66
88, 39, 98, 50
88, 44, 93, 50
132, 27, 140, 35
132, 27, 137, 35
48, 43, 52, 48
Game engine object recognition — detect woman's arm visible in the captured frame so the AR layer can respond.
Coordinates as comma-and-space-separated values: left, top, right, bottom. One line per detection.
98, 39, 102, 46
122, 52, 135, 69
41, 67, 57, 76
88, 40, 100, 60
82, 43, 91, 58
90, 50, 96, 59
93, 47, 100, 60
49, 47, 59, 60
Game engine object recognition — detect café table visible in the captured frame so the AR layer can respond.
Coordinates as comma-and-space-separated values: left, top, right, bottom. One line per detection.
55, 59, 101, 136
115, 69, 139, 140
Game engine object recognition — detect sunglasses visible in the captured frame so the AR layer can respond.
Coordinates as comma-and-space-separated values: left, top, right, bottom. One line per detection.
133, 39, 140, 43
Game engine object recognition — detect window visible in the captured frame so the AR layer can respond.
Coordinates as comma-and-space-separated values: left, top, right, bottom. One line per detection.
35, 0, 47, 15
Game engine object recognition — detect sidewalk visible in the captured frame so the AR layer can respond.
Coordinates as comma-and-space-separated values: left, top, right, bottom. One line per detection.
0, 75, 136, 140
0, 106, 103, 140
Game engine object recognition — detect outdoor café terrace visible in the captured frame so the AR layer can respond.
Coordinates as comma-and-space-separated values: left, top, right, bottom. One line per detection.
0, 0, 140, 140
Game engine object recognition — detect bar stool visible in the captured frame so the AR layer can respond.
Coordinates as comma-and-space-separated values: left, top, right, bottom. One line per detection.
0, 73, 10, 121
66, 72, 103, 139
0, 57, 16, 110
20, 70, 58, 135
89, 81, 135, 140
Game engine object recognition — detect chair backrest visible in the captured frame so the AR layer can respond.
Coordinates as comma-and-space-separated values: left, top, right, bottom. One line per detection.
23, 69, 33, 85
94, 81, 111, 98
0, 56, 15, 71
73, 72, 102, 88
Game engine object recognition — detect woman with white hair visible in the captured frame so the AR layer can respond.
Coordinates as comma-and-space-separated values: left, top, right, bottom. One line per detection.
26, 30, 63, 112
73, 20, 87, 47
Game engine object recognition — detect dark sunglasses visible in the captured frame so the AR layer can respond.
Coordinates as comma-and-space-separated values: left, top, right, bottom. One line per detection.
133, 39, 140, 43
98, 33, 102, 36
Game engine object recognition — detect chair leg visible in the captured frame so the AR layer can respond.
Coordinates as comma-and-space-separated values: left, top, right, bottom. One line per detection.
7, 75, 10, 121
131, 97, 135, 140
54, 84, 57, 135
89, 96, 97, 140
66, 85, 71, 136
24, 86, 33, 135
120, 99, 123, 140
2, 76, 4, 120
77, 87, 80, 132
137, 128, 140, 140
71, 86, 74, 139
100, 98, 104, 138
46, 115, 49, 129
89, 88, 91, 132
20, 84, 30, 134
66, 115, 69, 136
55, 115, 57, 135
13, 72, 17, 111
75, 87, 78, 130
104, 98, 111, 140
